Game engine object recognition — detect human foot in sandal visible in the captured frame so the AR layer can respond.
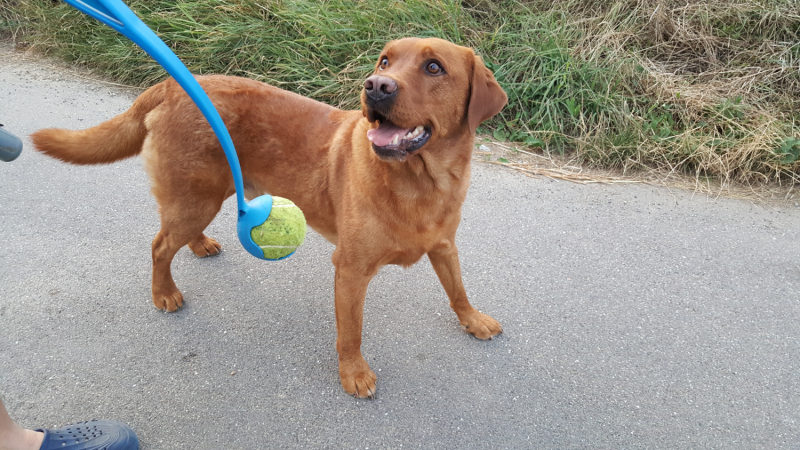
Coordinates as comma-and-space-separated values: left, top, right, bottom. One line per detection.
0, 399, 138, 450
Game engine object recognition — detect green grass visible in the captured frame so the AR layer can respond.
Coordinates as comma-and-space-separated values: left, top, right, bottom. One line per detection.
3, 0, 799, 184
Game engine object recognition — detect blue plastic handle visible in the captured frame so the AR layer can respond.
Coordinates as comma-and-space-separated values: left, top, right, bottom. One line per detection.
63, 0, 271, 259
0, 126, 23, 162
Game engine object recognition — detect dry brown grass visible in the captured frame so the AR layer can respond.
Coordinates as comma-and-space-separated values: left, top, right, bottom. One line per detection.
536, 0, 800, 186
475, 137, 800, 207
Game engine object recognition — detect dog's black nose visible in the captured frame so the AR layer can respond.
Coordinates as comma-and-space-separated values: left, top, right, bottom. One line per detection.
364, 75, 397, 102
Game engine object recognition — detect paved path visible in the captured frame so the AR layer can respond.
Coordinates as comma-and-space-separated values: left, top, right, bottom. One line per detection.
2, 43, 799, 449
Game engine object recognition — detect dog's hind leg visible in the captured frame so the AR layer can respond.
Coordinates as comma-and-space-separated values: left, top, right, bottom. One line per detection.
187, 234, 222, 257
150, 192, 226, 312
140, 116, 232, 310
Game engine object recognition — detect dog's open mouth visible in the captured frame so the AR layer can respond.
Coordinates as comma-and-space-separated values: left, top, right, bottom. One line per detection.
367, 119, 431, 160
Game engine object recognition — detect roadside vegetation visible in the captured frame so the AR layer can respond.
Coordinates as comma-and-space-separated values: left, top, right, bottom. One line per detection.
2, 0, 798, 185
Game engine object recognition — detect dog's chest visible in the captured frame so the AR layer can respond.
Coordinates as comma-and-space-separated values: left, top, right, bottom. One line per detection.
386, 244, 434, 267
383, 207, 458, 267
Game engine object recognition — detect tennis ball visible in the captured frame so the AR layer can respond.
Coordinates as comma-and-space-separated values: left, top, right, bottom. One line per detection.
249, 197, 307, 260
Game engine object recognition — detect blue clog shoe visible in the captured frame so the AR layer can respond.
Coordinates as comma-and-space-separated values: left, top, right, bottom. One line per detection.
37, 420, 139, 450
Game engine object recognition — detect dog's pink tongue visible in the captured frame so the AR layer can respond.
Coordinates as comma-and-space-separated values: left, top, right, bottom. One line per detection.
367, 122, 412, 146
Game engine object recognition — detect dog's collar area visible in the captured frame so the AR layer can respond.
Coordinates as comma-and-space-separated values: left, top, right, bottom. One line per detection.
368, 120, 431, 160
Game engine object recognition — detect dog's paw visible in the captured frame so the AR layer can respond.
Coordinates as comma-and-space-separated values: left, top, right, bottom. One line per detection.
188, 235, 222, 257
153, 289, 184, 312
460, 310, 502, 340
339, 358, 377, 399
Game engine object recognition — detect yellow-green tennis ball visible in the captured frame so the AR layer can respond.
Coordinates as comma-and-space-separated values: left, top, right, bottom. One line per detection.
250, 197, 307, 260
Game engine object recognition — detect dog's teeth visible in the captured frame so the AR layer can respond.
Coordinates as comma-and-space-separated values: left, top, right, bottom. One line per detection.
391, 135, 400, 145
404, 132, 413, 139
415, 125, 424, 134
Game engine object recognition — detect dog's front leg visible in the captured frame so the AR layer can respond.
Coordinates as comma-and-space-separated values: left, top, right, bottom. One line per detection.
428, 240, 503, 339
332, 255, 378, 398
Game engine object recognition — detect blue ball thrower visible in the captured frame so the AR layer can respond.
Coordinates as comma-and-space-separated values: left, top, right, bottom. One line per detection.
0, 125, 23, 162
63, 0, 277, 260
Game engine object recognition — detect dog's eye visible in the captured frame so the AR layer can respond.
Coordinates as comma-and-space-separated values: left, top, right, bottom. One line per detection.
380, 57, 388, 70
426, 61, 443, 75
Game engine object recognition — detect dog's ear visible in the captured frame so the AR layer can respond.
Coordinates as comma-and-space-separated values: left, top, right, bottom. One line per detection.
467, 54, 508, 135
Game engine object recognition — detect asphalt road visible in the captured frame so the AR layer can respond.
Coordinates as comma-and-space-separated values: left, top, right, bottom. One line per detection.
2, 42, 800, 449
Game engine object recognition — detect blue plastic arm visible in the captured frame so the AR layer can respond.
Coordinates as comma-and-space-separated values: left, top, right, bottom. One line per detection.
63, 0, 270, 259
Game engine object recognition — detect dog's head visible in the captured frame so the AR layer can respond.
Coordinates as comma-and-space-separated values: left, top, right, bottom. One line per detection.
361, 38, 507, 162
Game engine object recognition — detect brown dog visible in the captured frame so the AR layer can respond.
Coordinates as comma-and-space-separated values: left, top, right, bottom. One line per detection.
32, 37, 507, 397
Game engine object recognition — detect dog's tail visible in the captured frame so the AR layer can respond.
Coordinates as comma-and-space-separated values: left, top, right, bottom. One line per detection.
32, 82, 167, 165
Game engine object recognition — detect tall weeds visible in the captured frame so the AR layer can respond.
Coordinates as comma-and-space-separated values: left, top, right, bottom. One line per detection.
3, 0, 799, 184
